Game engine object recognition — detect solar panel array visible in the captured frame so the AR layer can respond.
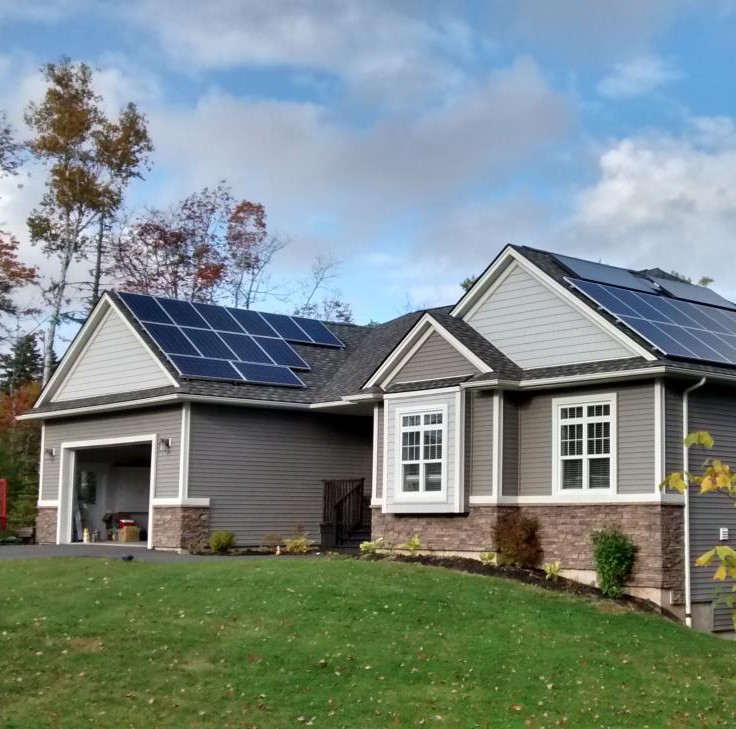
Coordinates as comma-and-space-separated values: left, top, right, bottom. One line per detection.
569, 278, 736, 366
118, 292, 344, 388
555, 254, 659, 294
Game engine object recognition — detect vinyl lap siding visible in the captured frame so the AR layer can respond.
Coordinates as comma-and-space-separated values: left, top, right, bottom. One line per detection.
467, 391, 493, 497
188, 406, 372, 545
392, 332, 478, 384
618, 385, 655, 494
465, 263, 633, 368
665, 382, 684, 473
502, 396, 520, 496
375, 404, 384, 500
688, 386, 736, 630
54, 308, 171, 402
517, 393, 552, 495
41, 407, 182, 500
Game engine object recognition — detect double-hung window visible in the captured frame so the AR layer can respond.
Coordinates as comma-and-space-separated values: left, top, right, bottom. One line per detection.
399, 409, 445, 496
554, 395, 616, 492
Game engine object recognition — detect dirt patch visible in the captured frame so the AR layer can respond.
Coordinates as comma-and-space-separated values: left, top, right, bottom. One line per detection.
67, 637, 104, 653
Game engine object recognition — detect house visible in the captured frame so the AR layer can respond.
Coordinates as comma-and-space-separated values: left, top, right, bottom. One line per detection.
23, 244, 736, 633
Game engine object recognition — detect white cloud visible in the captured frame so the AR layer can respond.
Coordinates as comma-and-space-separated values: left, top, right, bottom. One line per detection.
598, 56, 682, 98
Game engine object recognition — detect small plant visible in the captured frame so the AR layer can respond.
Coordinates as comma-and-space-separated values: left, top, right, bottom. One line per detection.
494, 512, 541, 567
591, 528, 636, 598
261, 532, 283, 553
479, 551, 499, 567
209, 530, 236, 555
399, 534, 421, 556
283, 534, 311, 554
543, 560, 561, 581
359, 537, 387, 557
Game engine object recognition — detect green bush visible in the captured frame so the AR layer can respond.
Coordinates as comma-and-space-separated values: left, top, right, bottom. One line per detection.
209, 530, 235, 555
399, 534, 421, 556
591, 528, 636, 598
359, 537, 387, 557
494, 512, 540, 567
479, 551, 498, 567
543, 560, 561, 581
283, 534, 311, 554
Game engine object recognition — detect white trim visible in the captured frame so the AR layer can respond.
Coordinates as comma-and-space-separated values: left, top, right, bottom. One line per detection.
497, 493, 685, 505
364, 313, 492, 389
469, 496, 497, 506
450, 247, 656, 361
654, 379, 665, 491
178, 403, 191, 500
21, 394, 181, 420
551, 392, 618, 494
56, 433, 158, 548
310, 400, 354, 409
384, 385, 461, 400
152, 497, 210, 507
37, 499, 59, 508
382, 403, 389, 510
491, 391, 503, 501
393, 402, 449, 504
38, 423, 46, 501
371, 404, 379, 502
454, 390, 464, 513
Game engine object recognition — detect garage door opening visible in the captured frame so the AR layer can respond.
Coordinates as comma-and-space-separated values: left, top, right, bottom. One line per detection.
70, 442, 152, 546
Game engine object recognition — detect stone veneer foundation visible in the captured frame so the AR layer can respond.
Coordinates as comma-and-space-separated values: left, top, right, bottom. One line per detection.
372, 504, 684, 606
36, 507, 58, 544
151, 507, 210, 550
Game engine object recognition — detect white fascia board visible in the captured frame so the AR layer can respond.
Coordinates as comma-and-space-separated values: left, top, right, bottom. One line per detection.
451, 247, 656, 362
384, 385, 462, 400
19, 394, 182, 420
496, 493, 685, 506
365, 313, 493, 390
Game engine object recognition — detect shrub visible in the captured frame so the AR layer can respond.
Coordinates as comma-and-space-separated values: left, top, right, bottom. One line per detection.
283, 534, 311, 554
261, 532, 283, 553
543, 560, 561, 581
209, 530, 235, 555
359, 537, 387, 557
399, 534, 421, 556
591, 528, 636, 598
479, 551, 498, 567
494, 512, 541, 567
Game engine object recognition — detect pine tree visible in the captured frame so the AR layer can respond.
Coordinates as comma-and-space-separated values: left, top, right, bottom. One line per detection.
0, 333, 43, 395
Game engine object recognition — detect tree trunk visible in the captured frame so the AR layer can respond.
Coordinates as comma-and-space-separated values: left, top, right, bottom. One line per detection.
90, 213, 104, 310
42, 248, 73, 386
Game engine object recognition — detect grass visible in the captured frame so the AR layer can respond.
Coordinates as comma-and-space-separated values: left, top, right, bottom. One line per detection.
1, 557, 735, 728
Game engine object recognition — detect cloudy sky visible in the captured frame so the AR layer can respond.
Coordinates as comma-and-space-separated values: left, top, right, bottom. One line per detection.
1, 0, 736, 330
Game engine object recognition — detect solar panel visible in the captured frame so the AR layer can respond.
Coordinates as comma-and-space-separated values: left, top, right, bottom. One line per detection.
158, 298, 210, 328
181, 328, 236, 359
292, 316, 344, 347
570, 278, 736, 365
119, 292, 173, 324
143, 323, 200, 357
651, 277, 736, 311
556, 254, 657, 293
260, 312, 313, 343
219, 332, 273, 364
254, 336, 310, 370
170, 355, 242, 381
232, 361, 305, 387
192, 303, 242, 332
227, 308, 278, 337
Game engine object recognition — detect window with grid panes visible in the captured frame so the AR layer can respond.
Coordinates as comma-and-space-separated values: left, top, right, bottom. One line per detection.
400, 410, 444, 494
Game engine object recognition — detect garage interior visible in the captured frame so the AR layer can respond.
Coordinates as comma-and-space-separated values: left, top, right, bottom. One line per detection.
72, 443, 152, 544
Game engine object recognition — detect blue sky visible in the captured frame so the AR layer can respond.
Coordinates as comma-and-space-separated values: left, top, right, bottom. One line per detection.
1, 0, 736, 335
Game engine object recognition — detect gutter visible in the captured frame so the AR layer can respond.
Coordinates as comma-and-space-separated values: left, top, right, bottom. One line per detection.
682, 376, 707, 628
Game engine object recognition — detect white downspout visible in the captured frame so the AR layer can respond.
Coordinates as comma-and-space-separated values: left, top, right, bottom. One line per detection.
682, 376, 706, 628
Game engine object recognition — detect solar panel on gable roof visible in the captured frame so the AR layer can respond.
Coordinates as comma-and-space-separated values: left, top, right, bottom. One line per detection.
192, 302, 242, 332
143, 323, 200, 357
291, 316, 344, 348
253, 336, 310, 370
232, 361, 305, 387
651, 277, 736, 311
219, 332, 272, 364
227, 308, 278, 337
170, 355, 242, 381
118, 292, 173, 324
157, 298, 210, 328
181, 327, 236, 359
259, 312, 313, 343
556, 254, 657, 293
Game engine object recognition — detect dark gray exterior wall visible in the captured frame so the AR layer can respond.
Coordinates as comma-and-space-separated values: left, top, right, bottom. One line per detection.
687, 384, 736, 630
41, 406, 182, 501
188, 405, 373, 545
391, 332, 478, 384
665, 380, 685, 473
466, 390, 493, 498
502, 381, 655, 497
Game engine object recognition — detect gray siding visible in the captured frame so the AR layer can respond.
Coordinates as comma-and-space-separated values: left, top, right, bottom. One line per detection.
41, 407, 182, 500
392, 331, 478, 384
188, 405, 372, 545
505, 382, 655, 496
467, 390, 493, 498
665, 381, 685, 474
502, 396, 520, 496
375, 404, 384, 500
54, 308, 171, 402
465, 262, 634, 368
688, 385, 736, 629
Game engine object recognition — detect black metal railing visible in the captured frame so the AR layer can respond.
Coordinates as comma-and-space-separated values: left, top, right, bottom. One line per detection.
323, 478, 365, 546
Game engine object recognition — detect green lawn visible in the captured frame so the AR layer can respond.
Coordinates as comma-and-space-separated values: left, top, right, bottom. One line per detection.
1, 558, 735, 728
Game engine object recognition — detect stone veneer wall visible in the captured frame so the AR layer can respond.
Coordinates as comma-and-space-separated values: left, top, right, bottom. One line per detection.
36, 507, 58, 543
152, 507, 210, 550
372, 504, 684, 596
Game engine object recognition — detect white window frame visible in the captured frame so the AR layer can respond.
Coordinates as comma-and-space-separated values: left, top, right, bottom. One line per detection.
394, 403, 448, 503
551, 393, 617, 494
